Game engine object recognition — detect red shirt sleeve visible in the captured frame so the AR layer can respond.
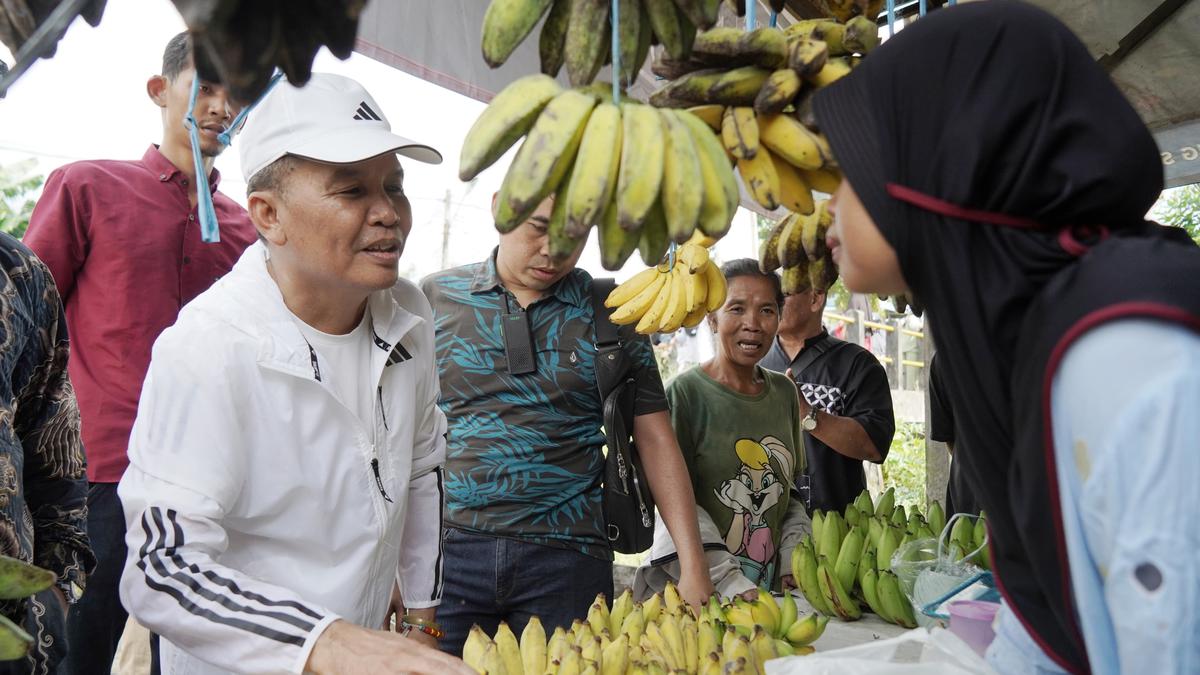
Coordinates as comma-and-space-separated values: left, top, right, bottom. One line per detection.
24, 167, 90, 301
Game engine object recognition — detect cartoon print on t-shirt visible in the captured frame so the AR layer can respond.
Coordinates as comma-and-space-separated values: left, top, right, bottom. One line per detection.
715, 437, 795, 583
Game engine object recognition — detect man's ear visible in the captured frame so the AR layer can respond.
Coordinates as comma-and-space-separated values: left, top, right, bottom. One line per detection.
248, 191, 287, 247
147, 75, 169, 108
812, 290, 827, 313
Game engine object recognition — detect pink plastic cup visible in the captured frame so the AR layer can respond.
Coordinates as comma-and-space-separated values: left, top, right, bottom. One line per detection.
948, 600, 1001, 656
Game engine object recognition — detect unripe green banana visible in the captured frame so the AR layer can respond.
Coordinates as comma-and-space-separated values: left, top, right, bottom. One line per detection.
817, 560, 861, 621
481, 0, 556, 68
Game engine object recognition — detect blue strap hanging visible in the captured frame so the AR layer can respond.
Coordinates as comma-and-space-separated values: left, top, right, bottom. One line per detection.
746, 1, 757, 29
611, 0, 621, 103
186, 72, 284, 243
769, 11, 778, 28
886, 0, 896, 37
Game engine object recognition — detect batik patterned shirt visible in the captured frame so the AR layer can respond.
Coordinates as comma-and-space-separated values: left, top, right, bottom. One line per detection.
0, 234, 93, 673
422, 253, 667, 559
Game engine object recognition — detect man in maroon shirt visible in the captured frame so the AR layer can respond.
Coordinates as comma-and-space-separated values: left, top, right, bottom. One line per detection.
23, 33, 256, 675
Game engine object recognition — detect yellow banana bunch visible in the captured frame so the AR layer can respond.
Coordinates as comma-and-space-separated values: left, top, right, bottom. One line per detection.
462, 85, 738, 261
604, 242, 726, 335
760, 200, 838, 295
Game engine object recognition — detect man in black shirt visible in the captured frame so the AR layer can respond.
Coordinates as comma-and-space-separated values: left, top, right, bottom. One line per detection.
760, 288, 895, 513
928, 353, 979, 516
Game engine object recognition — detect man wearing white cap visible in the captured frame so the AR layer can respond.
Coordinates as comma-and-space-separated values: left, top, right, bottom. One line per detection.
118, 73, 472, 675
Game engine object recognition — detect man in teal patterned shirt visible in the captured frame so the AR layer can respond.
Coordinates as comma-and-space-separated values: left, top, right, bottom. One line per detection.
422, 197, 713, 655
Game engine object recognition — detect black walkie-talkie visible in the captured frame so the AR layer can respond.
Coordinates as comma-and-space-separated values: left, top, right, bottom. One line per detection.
501, 295, 536, 376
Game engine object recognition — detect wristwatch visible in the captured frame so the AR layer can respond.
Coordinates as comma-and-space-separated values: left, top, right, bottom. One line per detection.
801, 406, 818, 432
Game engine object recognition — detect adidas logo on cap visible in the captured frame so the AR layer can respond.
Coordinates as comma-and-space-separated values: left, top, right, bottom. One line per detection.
353, 101, 382, 121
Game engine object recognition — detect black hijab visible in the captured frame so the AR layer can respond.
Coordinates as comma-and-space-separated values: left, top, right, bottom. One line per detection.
813, 2, 1200, 672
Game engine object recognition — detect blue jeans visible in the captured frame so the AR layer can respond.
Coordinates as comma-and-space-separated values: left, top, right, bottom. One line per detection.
58, 483, 129, 675
438, 528, 613, 657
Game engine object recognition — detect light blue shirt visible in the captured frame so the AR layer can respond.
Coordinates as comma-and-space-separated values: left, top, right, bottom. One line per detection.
988, 319, 1200, 674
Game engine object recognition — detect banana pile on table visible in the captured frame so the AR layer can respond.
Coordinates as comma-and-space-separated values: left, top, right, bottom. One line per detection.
651, 18, 877, 214
791, 487, 990, 629
463, 581, 828, 675
460, 75, 740, 269
758, 199, 837, 295
604, 239, 727, 334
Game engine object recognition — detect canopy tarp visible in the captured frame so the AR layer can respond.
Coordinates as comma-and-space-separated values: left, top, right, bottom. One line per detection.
354, 0, 1200, 187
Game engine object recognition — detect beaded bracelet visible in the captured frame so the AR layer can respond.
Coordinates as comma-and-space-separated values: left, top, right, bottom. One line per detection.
400, 615, 444, 640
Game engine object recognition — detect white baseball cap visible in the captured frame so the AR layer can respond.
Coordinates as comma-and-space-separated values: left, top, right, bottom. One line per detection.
237, 72, 442, 183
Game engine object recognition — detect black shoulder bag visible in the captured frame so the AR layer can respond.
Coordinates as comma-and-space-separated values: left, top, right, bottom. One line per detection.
590, 279, 656, 554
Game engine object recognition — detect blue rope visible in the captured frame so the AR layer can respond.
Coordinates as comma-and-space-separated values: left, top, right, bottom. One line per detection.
186, 73, 284, 243
886, 0, 896, 37
919, 0, 927, 16
611, 0, 621, 103
746, 0, 756, 29
184, 77, 220, 243
769, 11, 778, 27
218, 72, 284, 146
666, 242, 678, 269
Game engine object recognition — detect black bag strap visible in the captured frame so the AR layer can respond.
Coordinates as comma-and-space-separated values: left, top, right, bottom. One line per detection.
589, 278, 636, 431
789, 334, 834, 379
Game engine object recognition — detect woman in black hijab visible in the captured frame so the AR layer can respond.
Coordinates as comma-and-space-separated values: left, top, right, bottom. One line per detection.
812, 2, 1200, 673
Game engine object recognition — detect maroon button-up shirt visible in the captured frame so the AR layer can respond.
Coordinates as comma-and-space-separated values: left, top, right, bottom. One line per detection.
25, 145, 257, 482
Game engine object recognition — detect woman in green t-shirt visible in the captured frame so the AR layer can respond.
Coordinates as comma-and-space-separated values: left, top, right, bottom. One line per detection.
636, 259, 810, 597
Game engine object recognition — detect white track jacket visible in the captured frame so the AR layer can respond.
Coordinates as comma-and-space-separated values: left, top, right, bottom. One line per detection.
119, 243, 446, 674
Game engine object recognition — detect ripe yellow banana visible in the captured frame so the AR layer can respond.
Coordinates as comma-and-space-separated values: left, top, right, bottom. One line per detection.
656, 267, 689, 333
617, 103, 666, 231
649, 66, 772, 108
621, 607, 646, 648
682, 620, 699, 674
787, 36, 829, 79
565, 102, 623, 238
721, 106, 759, 160
749, 625, 779, 668
755, 68, 802, 114
801, 166, 842, 195
758, 113, 830, 171
802, 200, 831, 261
600, 634, 630, 675
459, 74, 562, 182
686, 267, 709, 314
737, 151, 781, 211
496, 90, 597, 232
635, 272, 675, 334
659, 613, 687, 670
643, 591, 663, 624
481, 0, 556, 68
660, 111, 704, 243
687, 104, 726, 131
547, 626, 571, 664
579, 635, 601, 663
788, 19, 846, 55
494, 621, 522, 675
548, 167, 583, 264
692, 26, 789, 69
558, 644, 583, 675
607, 267, 661, 308
609, 267, 669, 324
771, 151, 816, 215
481, 640, 510, 675
644, 622, 679, 670
759, 217, 786, 273
599, 198, 639, 271
775, 213, 804, 269
463, 625, 490, 672
808, 56, 854, 88
676, 110, 739, 238
703, 260, 727, 312
782, 263, 812, 295
676, 242, 710, 274
520, 616, 547, 675
778, 591, 798, 639
587, 597, 610, 639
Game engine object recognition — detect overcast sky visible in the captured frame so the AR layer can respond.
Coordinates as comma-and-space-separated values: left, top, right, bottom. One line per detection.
0, 0, 762, 282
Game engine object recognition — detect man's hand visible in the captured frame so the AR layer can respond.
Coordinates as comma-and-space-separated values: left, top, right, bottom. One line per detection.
306, 620, 473, 675
781, 574, 798, 591
382, 584, 439, 649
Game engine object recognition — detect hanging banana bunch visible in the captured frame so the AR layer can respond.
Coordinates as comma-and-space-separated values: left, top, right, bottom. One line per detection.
460, 75, 741, 269
481, 0, 726, 86
759, 199, 838, 294
650, 17, 878, 218
604, 238, 727, 335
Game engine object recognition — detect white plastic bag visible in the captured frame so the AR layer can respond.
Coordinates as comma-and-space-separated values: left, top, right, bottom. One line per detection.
892, 513, 987, 627
764, 627, 996, 675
